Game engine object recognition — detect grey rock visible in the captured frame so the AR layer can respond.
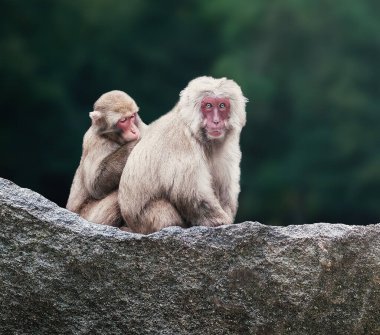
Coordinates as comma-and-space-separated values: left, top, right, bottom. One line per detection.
0, 177, 380, 335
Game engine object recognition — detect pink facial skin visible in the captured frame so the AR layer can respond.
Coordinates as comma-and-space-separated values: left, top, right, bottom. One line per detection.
201, 96, 231, 138
117, 113, 140, 141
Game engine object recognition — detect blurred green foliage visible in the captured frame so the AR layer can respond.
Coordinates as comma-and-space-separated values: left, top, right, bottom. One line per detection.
1, 0, 379, 225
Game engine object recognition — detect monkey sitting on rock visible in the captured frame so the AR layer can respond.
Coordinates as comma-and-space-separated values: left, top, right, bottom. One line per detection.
119, 76, 247, 234
66, 90, 147, 228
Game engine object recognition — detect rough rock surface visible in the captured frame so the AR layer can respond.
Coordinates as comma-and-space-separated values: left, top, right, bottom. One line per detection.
0, 177, 380, 335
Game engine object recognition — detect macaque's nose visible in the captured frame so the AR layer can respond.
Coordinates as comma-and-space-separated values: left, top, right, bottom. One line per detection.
213, 110, 220, 124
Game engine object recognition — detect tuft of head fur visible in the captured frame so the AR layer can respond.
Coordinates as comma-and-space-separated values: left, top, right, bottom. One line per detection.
177, 76, 248, 137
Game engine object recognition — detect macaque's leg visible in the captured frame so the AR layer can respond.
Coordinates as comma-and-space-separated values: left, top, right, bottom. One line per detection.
81, 191, 122, 227
130, 199, 185, 234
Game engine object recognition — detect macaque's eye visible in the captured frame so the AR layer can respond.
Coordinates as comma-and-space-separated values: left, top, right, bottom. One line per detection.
219, 103, 226, 108
130, 113, 136, 120
205, 103, 213, 108
119, 117, 127, 123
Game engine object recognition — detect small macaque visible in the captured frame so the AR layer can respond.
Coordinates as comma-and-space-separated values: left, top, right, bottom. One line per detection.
66, 90, 147, 228
119, 76, 247, 234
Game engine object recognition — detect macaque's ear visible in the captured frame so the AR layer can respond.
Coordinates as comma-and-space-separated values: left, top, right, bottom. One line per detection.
89, 111, 102, 124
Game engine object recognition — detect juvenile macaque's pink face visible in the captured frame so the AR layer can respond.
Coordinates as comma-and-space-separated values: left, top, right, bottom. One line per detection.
117, 113, 140, 142
201, 96, 230, 138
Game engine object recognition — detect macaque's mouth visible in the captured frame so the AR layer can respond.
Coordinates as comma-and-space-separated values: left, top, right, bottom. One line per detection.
208, 129, 224, 137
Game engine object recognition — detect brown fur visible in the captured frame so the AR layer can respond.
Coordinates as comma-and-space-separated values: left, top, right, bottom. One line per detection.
66, 90, 147, 227
119, 76, 247, 234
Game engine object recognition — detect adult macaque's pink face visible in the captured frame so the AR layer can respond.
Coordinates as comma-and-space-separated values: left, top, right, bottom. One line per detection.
201, 96, 231, 138
117, 113, 140, 142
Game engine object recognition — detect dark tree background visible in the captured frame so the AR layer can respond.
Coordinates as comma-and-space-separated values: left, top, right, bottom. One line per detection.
1, 0, 380, 225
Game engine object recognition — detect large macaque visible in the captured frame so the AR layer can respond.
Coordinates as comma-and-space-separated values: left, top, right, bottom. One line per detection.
66, 90, 147, 227
119, 76, 247, 234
